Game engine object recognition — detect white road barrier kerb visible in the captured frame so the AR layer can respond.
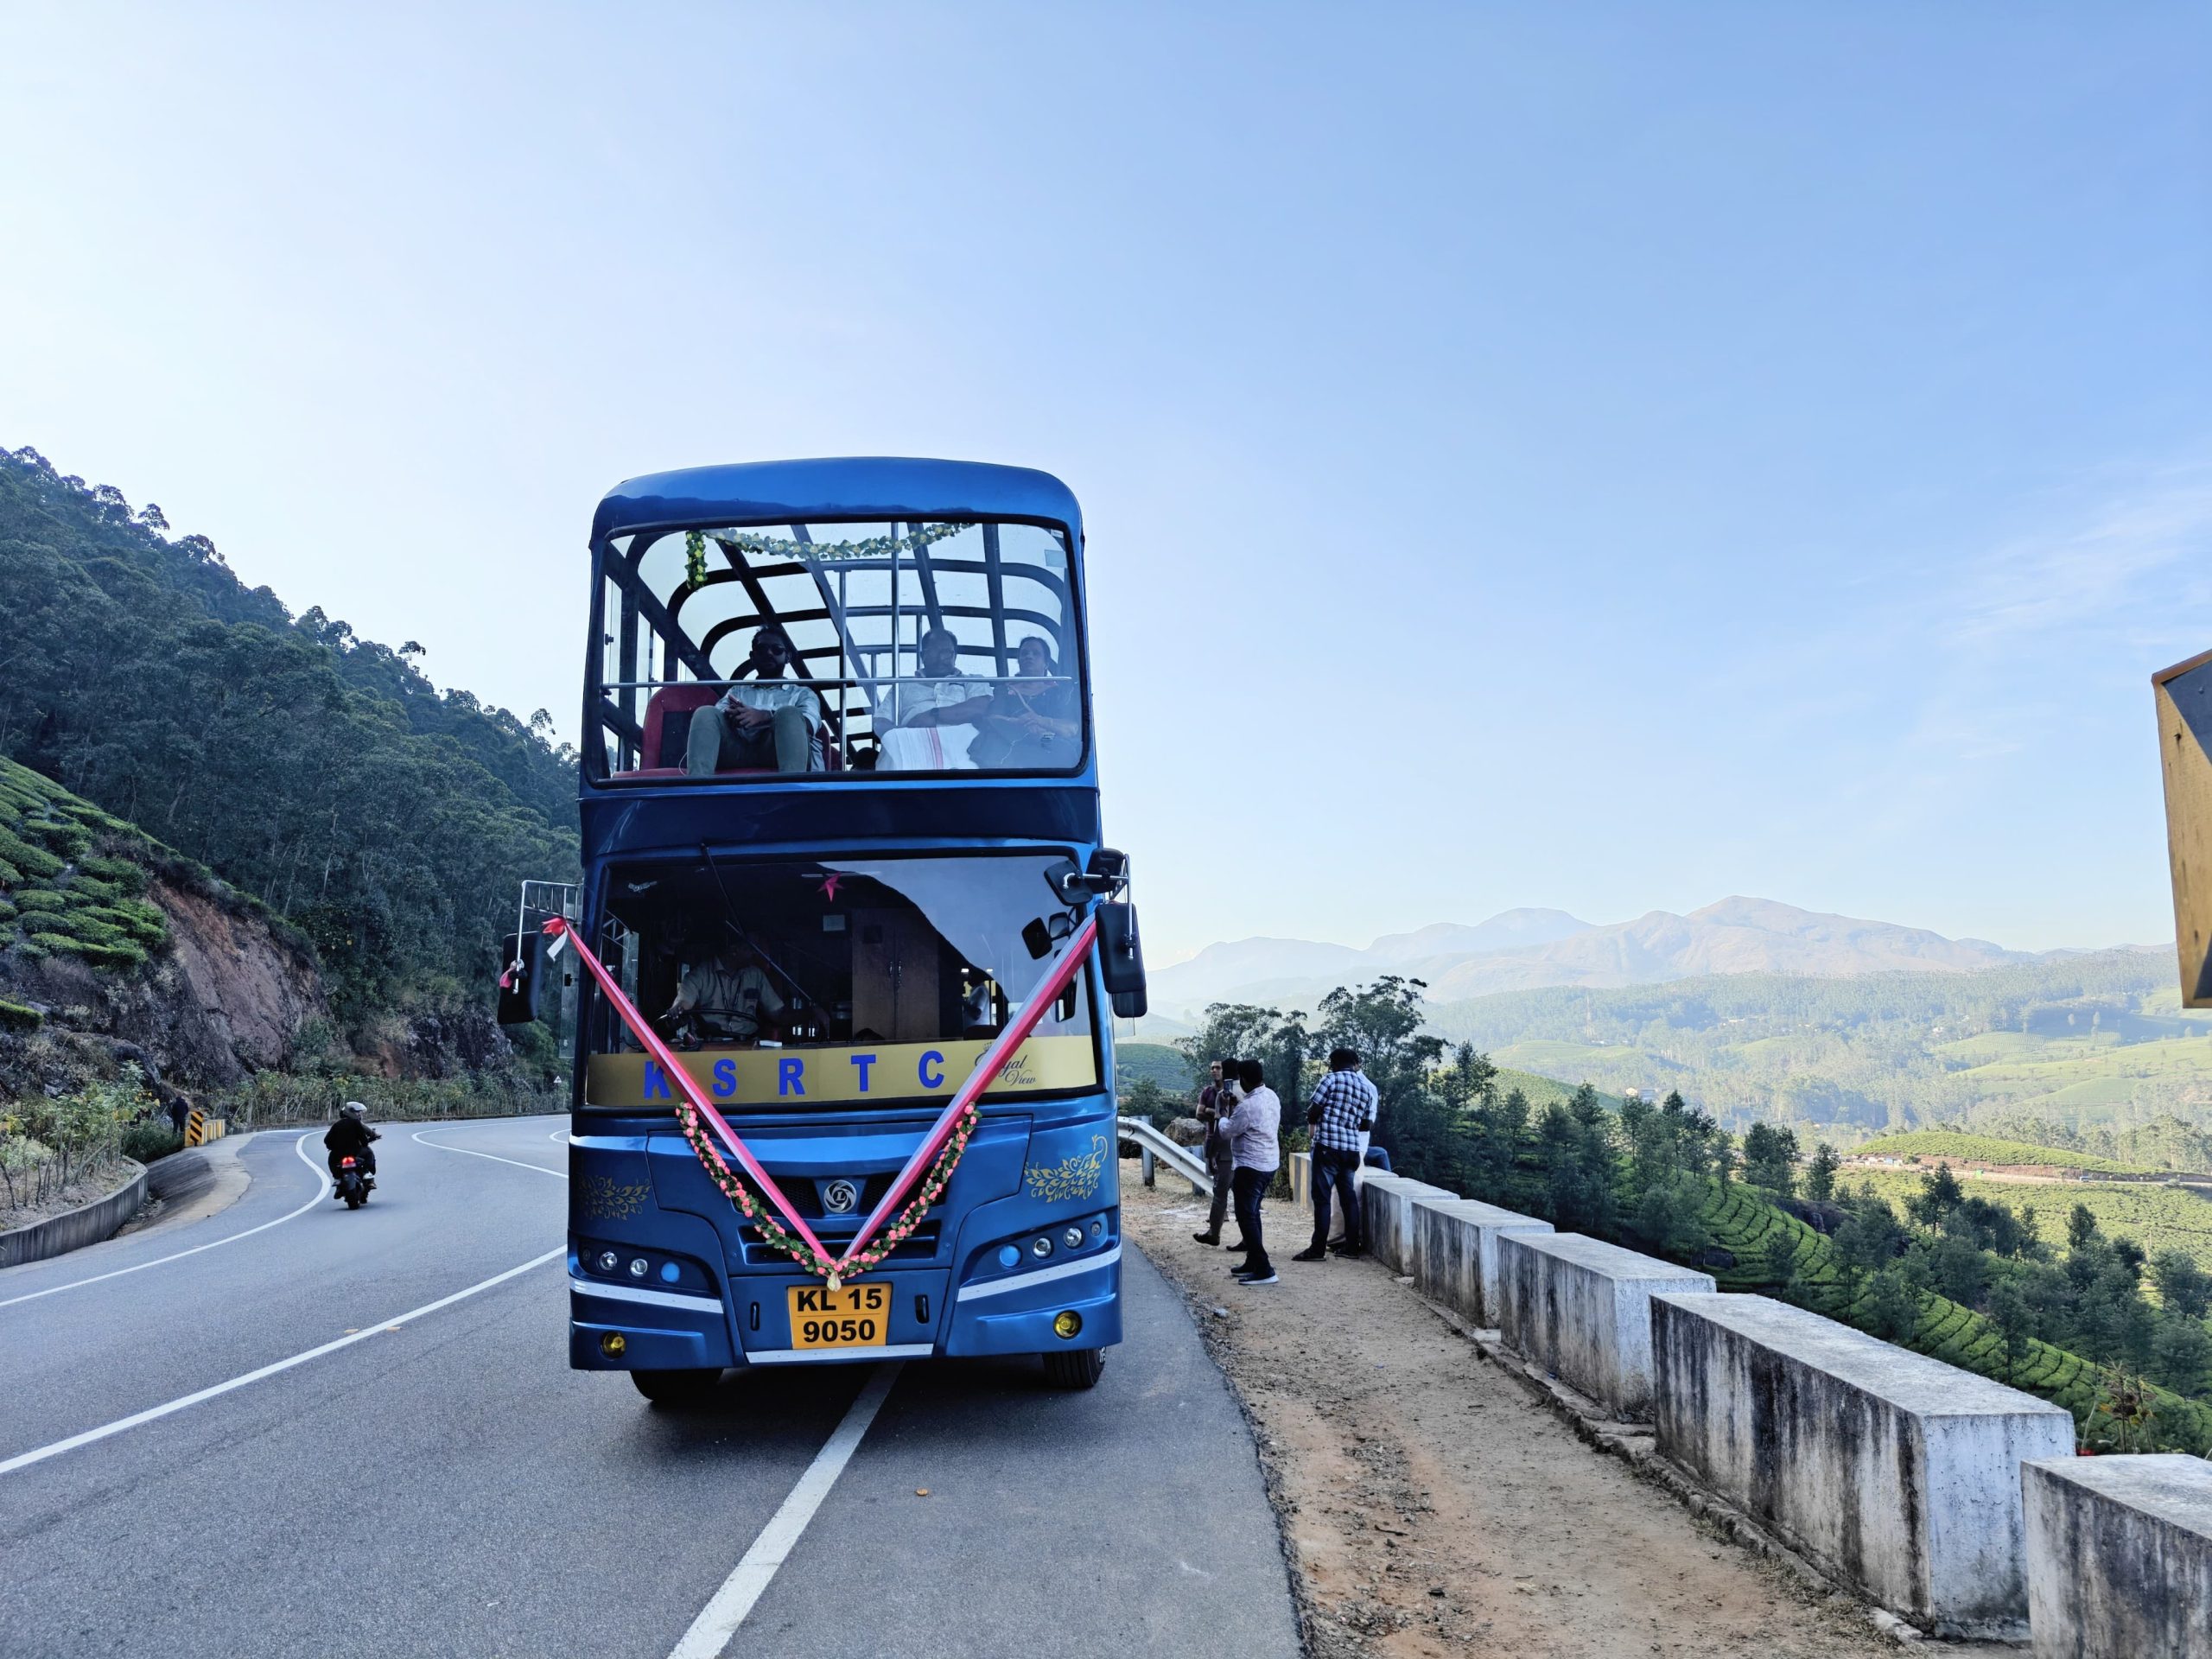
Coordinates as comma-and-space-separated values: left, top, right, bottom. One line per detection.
1408, 1197, 1554, 1328
1652, 1291, 2070, 1639
1495, 1231, 1714, 1420
2023, 1453, 2212, 1657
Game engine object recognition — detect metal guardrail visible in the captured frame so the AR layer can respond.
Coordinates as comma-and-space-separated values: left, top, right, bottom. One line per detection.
1116, 1116, 1212, 1198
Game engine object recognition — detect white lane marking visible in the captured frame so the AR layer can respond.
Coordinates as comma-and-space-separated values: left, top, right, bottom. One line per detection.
0, 1133, 325, 1310
0, 1247, 563, 1478
412, 1128, 569, 1180
955, 1243, 1122, 1302
667, 1363, 902, 1659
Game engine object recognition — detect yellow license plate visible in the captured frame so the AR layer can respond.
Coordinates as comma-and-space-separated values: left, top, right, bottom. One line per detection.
787, 1282, 891, 1350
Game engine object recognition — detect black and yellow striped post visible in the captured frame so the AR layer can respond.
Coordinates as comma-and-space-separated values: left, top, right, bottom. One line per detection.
2154, 647, 2212, 1008
185, 1108, 207, 1147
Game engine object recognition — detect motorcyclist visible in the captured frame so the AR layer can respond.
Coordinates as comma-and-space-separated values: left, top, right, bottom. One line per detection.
324, 1101, 379, 1192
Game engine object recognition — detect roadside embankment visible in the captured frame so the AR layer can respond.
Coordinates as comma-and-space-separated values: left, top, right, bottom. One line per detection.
1119, 1176, 1911, 1659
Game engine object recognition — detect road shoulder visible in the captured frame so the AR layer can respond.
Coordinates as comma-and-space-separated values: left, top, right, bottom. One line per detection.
1121, 1176, 1928, 1659
114, 1133, 257, 1239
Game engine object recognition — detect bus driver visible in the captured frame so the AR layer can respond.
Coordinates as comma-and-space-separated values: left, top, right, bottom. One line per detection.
665, 947, 786, 1044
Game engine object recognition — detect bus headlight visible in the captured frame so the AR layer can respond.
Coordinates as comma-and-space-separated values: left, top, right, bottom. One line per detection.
600, 1332, 626, 1357
1052, 1311, 1083, 1339
1032, 1236, 1054, 1259
1062, 1225, 1084, 1250
595, 1250, 619, 1273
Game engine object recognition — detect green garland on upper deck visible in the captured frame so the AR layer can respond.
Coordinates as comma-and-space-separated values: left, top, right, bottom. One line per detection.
709, 522, 965, 566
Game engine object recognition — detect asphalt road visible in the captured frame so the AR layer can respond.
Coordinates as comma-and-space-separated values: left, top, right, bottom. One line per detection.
0, 1117, 1300, 1659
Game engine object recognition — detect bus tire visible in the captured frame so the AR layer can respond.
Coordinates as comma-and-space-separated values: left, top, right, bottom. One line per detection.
631, 1367, 720, 1404
1040, 1348, 1105, 1390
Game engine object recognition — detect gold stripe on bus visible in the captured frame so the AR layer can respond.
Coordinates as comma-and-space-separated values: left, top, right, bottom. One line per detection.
584, 1035, 1099, 1109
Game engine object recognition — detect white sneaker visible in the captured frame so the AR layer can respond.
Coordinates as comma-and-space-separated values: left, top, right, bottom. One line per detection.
1236, 1270, 1279, 1286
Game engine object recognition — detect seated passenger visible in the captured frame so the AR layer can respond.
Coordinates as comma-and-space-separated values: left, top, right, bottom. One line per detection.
969, 635, 1080, 769
877, 626, 991, 770
665, 946, 785, 1044
686, 625, 822, 775
895, 627, 995, 728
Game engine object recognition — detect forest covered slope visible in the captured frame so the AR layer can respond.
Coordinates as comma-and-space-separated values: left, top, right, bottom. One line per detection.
0, 445, 577, 1028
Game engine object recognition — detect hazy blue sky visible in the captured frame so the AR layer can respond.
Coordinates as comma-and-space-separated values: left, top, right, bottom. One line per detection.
3, 4, 2206, 960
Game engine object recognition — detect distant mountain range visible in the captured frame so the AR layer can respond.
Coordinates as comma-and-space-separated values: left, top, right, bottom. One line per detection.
1144, 897, 2128, 1020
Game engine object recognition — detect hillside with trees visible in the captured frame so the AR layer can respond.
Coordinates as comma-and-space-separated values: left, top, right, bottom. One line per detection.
1423, 952, 2212, 1137
1185, 973, 2212, 1452
0, 446, 577, 1024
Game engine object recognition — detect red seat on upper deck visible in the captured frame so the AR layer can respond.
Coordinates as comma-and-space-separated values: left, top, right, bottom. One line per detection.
611, 684, 842, 780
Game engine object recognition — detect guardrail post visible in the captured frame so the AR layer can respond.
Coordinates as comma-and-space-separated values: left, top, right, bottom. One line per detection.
1140, 1147, 1156, 1187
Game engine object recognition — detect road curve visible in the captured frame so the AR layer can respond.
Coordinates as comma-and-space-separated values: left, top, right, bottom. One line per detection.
0, 1117, 1298, 1659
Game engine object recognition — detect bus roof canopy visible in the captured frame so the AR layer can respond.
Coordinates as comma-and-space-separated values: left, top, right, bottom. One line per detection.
592, 457, 1083, 544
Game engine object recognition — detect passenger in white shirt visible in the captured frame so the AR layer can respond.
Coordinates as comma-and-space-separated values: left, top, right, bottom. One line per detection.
890, 627, 995, 728
878, 626, 993, 769
687, 626, 821, 774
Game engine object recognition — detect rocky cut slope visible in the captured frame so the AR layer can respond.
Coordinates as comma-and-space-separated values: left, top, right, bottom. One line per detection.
0, 754, 327, 1101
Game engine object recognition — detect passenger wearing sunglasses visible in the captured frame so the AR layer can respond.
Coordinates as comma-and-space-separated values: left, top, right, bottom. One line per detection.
685, 625, 823, 775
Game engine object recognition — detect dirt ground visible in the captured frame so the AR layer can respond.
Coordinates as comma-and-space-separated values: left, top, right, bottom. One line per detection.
1121, 1175, 1973, 1659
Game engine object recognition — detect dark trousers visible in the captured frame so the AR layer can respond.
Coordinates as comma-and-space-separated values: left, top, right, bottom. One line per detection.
1231, 1167, 1271, 1274
1311, 1146, 1363, 1249
1205, 1141, 1235, 1237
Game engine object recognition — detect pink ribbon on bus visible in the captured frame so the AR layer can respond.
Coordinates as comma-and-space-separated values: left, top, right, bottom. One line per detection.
543, 915, 834, 1274
545, 909, 1100, 1284
836, 912, 1098, 1274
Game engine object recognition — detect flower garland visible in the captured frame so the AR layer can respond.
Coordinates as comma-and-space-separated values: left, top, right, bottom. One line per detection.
671, 1084, 981, 1287
683, 528, 709, 588
709, 522, 965, 566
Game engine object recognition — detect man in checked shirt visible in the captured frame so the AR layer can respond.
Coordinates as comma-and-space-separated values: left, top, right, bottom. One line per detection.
1293, 1048, 1378, 1262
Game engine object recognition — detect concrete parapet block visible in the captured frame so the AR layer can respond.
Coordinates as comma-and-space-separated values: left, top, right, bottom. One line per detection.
1497, 1232, 1713, 1421
0, 1160, 147, 1268
1652, 1292, 2072, 1639
2023, 1454, 2212, 1658
1288, 1153, 1310, 1207
1359, 1173, 1455, 1275
1409, 1197, 1553, 1327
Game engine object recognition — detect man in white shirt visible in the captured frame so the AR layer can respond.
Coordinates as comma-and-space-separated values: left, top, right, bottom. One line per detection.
666, 949, 785, 1043
878, 626, 992, 769
1224, 1058, 1281, 1285
687, 626, 821, 774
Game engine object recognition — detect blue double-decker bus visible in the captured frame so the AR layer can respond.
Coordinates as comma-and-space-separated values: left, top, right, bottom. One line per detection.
504, 458, 1144, 1402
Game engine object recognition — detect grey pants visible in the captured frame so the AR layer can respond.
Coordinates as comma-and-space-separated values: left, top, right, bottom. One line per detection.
687, 704, 813, 775
1205, 1143, 1235, 1237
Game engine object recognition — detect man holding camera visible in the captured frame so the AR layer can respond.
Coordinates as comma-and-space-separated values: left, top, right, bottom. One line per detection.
1294, 1047, 1376, 1262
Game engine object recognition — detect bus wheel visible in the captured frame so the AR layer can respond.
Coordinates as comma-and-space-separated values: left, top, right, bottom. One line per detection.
631, 1367, 720, 1404
1040, 1348, 1105, 1390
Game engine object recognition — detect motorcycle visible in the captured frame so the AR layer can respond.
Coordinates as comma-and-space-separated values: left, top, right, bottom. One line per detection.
333, 1154, 375, 1209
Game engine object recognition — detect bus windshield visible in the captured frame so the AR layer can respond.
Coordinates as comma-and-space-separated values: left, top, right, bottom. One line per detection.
581, 852, 1098, 1110
592, 518, 1082, 781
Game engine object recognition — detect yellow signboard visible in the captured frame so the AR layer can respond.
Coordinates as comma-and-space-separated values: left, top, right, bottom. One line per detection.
2155, 647, 2212, 1008
584, 1034, 1100, 1109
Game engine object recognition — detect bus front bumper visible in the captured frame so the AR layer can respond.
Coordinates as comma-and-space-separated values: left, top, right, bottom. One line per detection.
569, 1246, 1121, 1369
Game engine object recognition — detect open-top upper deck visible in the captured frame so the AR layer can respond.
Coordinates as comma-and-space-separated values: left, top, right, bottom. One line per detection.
582, 457, 1093, 798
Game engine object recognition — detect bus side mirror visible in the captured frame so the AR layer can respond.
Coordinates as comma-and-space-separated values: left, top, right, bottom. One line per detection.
1096, 900, 1147, 1020
498, 931, 554, 1025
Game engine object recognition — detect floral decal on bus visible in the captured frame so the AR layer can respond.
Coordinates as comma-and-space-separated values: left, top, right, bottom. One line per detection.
1026, 1134, 1109, 1203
